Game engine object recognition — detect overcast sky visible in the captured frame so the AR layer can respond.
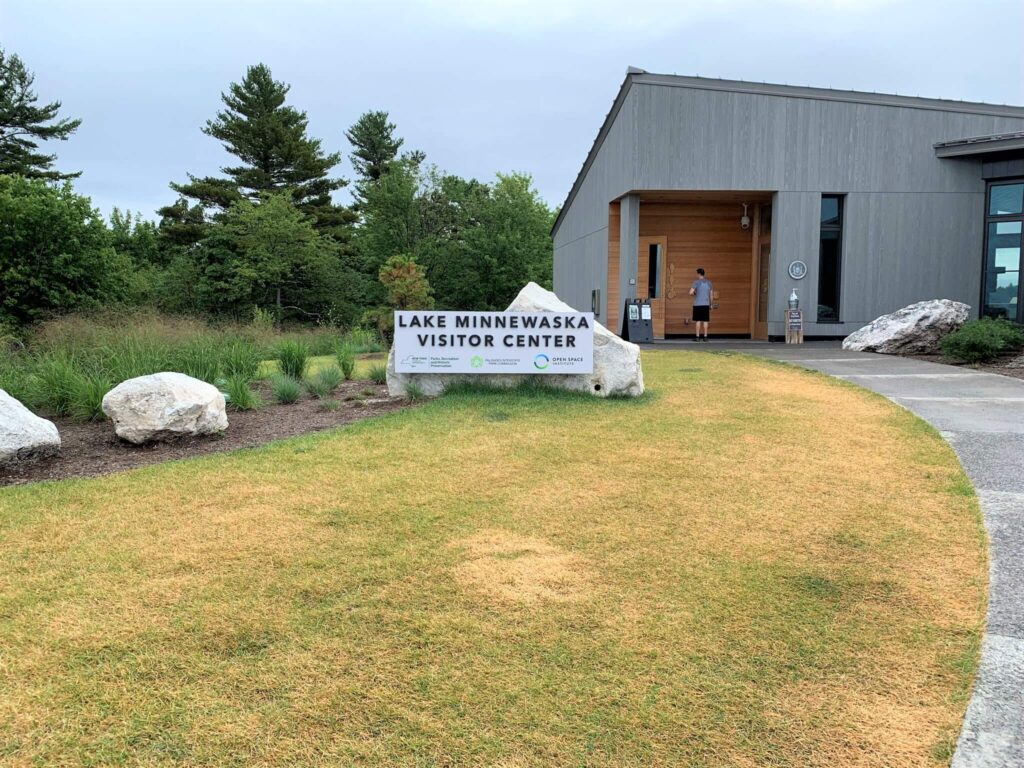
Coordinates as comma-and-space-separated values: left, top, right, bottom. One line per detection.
4, 0, 1023, 219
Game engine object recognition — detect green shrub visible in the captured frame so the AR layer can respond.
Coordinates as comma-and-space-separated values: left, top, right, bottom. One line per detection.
336, 344, 356, 380
222, 340, 261, 380
367, 363, 388, 385
305, 366, 343, 398
276, 340, 309, 379
941, 318, 1024, 363
219, 373, 262, 411
270, 374, 302, 404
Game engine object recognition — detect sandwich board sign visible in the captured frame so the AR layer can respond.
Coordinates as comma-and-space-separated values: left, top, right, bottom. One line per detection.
394, 311, 594, 374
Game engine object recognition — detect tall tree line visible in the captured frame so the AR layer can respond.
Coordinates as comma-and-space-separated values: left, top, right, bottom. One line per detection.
0, 49, 555, 331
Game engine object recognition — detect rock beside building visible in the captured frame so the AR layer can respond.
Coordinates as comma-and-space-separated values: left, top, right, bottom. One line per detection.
102, 372, 228, 444
0, 390, 61, 465
387, 283, 645, 398
842, 299, 971, 354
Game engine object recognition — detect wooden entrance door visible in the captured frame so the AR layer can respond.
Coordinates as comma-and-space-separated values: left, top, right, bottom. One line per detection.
637, 235, 667, 339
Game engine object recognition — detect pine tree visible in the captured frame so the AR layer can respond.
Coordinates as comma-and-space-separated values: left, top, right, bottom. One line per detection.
159, 64, 352, 242
0, 47, 82, 180
345, 110, 407, 206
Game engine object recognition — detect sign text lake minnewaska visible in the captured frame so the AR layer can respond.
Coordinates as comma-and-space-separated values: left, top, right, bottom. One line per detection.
393, 311, 594, 374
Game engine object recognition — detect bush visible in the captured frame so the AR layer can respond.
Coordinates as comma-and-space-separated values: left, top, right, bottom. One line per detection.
269, 374, 302, 404
67, 373, 112, 422
222, 339, 261, 380
367, 363, 388, 385
276, 340, 309, 379
941, 318, 1024, 363
305, 366, 343, 398
219, 373, 262, 411
337, 344, 356, 380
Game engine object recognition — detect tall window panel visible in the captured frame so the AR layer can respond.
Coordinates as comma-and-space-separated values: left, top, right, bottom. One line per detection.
817, 195, 844, 323
983, 181, 1024, 321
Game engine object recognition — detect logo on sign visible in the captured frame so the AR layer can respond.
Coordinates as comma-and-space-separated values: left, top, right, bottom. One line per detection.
533, 353, 549, 370
470, 355, 484, 369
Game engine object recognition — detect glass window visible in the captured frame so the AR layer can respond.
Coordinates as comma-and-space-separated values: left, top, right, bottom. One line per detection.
818, 196, 844, 322
647, 243, 662, 298
989, 183, 1024, 216
820, 197, 841, 226
983, 184, 1024, 320
760, 204, 772, 236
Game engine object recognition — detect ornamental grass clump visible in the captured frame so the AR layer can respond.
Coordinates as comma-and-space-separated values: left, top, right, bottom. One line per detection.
219, 373, 262, 411
269, 374, 302, 405
367, 363, 388, 385
276, 340, 309, 379
336, 344, 356, 380
305, 366, 343, 399
940, 318, 1024, 363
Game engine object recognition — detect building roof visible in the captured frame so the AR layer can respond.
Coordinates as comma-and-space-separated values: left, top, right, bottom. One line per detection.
934, 131, 1024, 157
552, 70, 1024, 237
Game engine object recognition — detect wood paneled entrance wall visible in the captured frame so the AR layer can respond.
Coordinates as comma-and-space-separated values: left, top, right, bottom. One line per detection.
607, 193, 772, 338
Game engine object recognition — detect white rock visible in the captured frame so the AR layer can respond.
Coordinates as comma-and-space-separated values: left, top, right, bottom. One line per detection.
842, 300, 971, 355
0, 389, 61, 465
101, 372, 228, 444
387, 282, 645, 398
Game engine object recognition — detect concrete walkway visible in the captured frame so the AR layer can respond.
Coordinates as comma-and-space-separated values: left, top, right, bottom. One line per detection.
647, 340, 1024, 767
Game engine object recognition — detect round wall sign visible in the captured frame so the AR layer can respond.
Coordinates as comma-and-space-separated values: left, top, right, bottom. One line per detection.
788, 260, 808, 280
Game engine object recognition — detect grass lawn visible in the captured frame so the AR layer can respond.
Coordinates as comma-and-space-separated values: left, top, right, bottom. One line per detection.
0, 351, 985, 766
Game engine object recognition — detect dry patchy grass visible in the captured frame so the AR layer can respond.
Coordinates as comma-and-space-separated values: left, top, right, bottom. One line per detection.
0, 351, 985, 767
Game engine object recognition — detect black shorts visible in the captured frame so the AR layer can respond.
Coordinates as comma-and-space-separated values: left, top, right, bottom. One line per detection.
693, 305, 710, 322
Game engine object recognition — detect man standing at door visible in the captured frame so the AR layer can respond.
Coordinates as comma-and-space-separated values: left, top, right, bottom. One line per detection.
689, 268, 713, 341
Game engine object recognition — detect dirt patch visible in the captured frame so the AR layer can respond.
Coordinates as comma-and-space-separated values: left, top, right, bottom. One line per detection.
1, 380, 407, 487
452, 530, 591, 604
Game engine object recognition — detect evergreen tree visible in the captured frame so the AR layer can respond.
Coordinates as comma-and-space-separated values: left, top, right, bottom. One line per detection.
159, 64, 352, 242
0, 47, 81, 180
347, 111, 403, 183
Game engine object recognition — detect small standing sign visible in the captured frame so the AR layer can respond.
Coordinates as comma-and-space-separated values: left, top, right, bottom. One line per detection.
785, 308, 804, 344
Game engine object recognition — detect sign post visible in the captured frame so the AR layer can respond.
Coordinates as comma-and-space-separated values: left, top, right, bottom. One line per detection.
393, 311, 594, 374
785, 308, 804, 344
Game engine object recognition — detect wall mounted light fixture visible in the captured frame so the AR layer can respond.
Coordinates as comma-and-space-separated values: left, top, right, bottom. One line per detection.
740, 203, 751, 230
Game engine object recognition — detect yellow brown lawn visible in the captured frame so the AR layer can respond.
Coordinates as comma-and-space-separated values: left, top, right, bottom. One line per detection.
0, 350, 986, 766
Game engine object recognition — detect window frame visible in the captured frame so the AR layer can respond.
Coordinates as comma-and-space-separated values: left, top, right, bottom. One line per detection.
817, 194, 845, 324
981, 179, 1024, 322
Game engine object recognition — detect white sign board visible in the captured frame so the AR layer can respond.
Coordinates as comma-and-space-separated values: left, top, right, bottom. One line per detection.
394, 311, 594, 374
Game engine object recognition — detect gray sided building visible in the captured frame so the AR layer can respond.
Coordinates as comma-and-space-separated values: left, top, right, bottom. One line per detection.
552, 70, 1024, 339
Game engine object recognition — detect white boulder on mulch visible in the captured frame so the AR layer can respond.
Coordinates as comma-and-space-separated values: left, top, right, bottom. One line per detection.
842, 299, 971, 355
102, 372, 228, 444
387, 282, 645, 398
0, 389, 61, 465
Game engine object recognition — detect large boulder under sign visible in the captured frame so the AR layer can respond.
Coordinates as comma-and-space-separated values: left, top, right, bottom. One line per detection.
102, 372, 228, 444
842, 299, 971, 355
0, 389, 61, 465
387, 282, 645, 398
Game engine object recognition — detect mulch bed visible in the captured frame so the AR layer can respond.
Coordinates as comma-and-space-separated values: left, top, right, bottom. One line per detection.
1, 380, 408, 488
905, 352, 1024, 381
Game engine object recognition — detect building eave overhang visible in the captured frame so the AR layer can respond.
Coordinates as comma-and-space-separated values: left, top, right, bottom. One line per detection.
934, 132, 1024, 158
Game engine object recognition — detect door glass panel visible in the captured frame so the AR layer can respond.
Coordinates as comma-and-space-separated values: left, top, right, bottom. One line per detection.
820, 197, 840, 225
989, 184, 1024, 216
647, 243, 662, 298
757, 244, 770, 323
759, 204, 772, 236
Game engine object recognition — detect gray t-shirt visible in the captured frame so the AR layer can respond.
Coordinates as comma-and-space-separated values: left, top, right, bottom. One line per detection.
691, 278, 713, 306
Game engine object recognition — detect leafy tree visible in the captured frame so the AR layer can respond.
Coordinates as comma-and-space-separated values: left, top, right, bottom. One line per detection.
0, 176, 130, 326
185, 193, 360, 322
109, 208, 164, 267
159, 63, 353, 242
0, 47, 82, 180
